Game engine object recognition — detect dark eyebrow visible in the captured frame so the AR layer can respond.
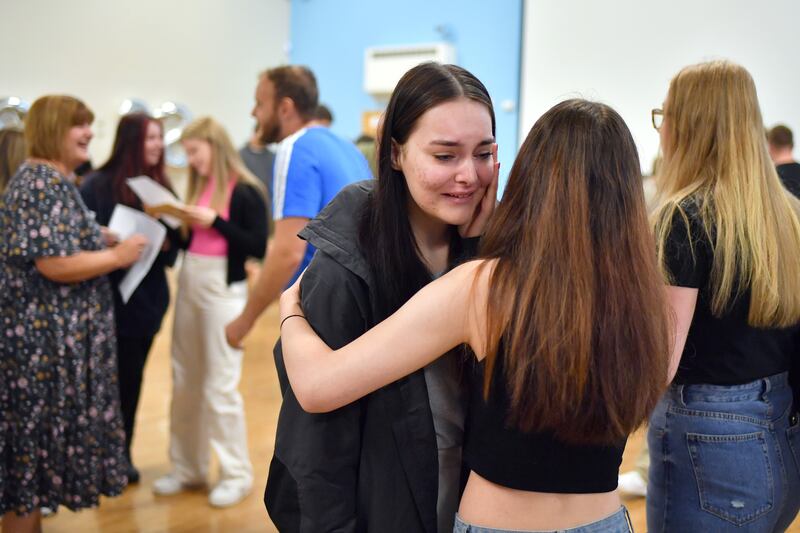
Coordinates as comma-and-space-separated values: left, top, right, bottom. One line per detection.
429, 138, 495, 147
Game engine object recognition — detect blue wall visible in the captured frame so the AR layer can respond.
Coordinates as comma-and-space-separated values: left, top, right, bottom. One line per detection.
289, 0, 523, 190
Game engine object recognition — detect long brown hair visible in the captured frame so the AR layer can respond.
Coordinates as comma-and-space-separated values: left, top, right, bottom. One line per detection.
96, 113, 171, 208
478, 99, 671, 445
653, 61, 800, 327
361, 62, 495, 319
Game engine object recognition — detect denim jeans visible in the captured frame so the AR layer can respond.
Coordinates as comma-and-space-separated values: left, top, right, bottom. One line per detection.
453, 507, 633, 532
647, 372, 800, 532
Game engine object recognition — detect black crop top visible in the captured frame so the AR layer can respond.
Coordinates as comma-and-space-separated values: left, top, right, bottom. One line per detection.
463, 355, 625, 494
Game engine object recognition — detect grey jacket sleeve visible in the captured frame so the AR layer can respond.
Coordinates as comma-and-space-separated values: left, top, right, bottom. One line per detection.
265, 250, 370, 533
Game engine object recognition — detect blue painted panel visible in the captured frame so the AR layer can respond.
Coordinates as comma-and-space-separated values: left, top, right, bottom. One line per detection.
289, 0, 523, 191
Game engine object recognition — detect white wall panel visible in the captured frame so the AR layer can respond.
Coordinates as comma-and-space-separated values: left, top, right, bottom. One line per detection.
520, 0, 800, 172
1, 0, 290, 164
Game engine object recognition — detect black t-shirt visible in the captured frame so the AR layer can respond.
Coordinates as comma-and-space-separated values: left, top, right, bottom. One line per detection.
664, 202, 799, 385
778, 162, 800, 199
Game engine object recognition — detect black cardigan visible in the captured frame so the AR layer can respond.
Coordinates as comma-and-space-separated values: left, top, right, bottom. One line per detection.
208, 182, 268, 284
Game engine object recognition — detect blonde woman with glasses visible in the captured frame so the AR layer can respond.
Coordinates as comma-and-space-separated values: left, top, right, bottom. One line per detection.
647, 60, 800, 532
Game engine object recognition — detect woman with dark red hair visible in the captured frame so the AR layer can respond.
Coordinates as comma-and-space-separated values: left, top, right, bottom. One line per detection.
80, 113, 182, 485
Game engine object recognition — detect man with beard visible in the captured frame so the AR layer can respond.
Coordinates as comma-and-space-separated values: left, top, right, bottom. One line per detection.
225, 66, 371, 347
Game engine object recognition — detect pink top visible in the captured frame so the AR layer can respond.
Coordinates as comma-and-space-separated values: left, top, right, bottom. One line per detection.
187, 176, 236, 257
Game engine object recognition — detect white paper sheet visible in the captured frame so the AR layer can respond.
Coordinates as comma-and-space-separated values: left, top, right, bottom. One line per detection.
108, 205, 167, 304
126, 175, 184, 228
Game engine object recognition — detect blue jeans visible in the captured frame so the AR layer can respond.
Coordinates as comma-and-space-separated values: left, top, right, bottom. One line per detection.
453, 507, 633, 532
647, 372, 800, 532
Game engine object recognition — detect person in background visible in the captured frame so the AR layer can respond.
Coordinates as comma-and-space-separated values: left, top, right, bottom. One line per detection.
0, 95, 147, 533
239, 124, 275, 279
767, 124, 800, 415
648, 60, 800, 532
768, 124, 800, 197
279, 98, 675, 533
355, 133, 378, 178
239, 124, 275, 206
0, 127, 25, 194
264, 62, 498, 533
225, 66, 371, 349
616, 152, 663, 500
74, 160, 93, 182
310, 103, 333, 127
79, 112, 181, 485
152, 117, 268, 509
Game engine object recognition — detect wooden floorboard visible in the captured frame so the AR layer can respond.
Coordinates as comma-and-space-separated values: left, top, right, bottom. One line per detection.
36, 276, 800, 532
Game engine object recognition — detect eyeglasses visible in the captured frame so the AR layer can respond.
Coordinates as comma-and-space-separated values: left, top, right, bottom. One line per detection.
652, 108, 664, 131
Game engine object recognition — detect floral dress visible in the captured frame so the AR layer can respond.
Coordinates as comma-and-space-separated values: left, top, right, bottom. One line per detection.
0, 162, 127, 515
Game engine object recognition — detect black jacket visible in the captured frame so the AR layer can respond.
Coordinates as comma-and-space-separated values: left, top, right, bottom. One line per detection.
209, 182, 268, 284
265, 181, 477, 533
79, 170, 182, 338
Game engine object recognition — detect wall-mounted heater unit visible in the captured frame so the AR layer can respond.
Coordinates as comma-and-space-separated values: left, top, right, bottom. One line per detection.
364, 43, 456, 97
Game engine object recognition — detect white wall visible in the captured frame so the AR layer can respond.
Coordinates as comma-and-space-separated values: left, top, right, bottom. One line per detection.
520, 0, 800, 173
1, 0, 290, 164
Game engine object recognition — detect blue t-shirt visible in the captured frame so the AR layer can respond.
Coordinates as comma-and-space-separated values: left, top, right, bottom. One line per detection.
272, 126, 372, 283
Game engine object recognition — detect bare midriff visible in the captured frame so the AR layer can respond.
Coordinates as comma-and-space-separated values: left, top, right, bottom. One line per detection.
457, 471, 621, 530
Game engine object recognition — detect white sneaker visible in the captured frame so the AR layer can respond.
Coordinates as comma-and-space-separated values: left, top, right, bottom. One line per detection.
208, 480, 251, 508
152, 473, 205, 496
617, 471, 647, 497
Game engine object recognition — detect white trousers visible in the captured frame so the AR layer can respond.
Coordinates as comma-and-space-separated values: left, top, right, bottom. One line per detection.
169, 253, 253, 487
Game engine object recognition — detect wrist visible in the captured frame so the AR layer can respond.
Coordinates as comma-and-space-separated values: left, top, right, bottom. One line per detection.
280, 313, 306, 330
110, 247, 125, 269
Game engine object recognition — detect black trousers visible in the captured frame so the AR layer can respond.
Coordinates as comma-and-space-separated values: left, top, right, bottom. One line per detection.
117, 334, 155, 462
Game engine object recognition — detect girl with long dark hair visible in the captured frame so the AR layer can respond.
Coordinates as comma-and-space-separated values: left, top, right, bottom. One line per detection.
278, 99, 675, 532
265, 62, 498, 533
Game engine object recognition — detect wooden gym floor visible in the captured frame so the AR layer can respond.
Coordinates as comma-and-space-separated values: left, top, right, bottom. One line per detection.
34, 276, 800, 532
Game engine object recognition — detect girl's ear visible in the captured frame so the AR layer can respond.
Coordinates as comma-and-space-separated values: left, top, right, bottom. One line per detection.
391, 139, 403, 171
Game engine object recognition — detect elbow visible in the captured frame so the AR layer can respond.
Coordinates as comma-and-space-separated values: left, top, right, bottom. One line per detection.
666, 352, 681, 385
296, 396, 327, 414
275, 247, 304, 276
290, 371, 340, 413
286, 248, 304, 273
35, 261, 71, 284
268, 240, 305, 274
40, 272, 67, 283
292, 382, 330, 414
